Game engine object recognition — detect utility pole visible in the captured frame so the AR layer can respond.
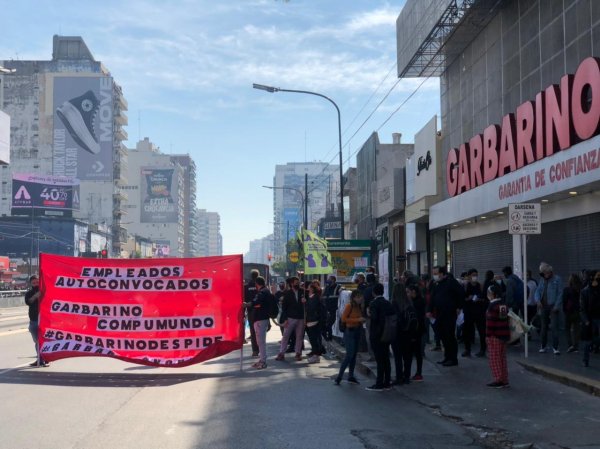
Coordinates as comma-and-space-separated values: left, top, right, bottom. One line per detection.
304, 173, 308, 231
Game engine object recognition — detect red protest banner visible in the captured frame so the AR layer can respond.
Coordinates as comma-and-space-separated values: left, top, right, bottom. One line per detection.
38, 254, 243, 367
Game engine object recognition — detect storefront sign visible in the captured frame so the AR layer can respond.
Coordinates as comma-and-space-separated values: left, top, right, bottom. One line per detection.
447, 57, 600, 197
430, 133, 600, 229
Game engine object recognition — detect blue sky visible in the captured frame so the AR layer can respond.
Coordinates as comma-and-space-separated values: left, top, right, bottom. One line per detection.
0, 0, 440, 255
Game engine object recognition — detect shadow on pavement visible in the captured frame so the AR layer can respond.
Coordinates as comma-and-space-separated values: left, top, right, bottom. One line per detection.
0, 370, 236, 388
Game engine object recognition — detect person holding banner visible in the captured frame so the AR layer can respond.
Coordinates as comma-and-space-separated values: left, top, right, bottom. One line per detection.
275, 277, 305, 362
251, 276, 272, 369
24, 275, 49, 367
244, 270, 260, 357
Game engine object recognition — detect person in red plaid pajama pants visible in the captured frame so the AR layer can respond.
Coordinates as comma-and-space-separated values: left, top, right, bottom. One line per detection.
485, 284, 510, 388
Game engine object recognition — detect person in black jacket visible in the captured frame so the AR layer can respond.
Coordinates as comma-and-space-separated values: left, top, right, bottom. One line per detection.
275, 277, 305, 361
243, 270, 260, 357
24, 275, 49, 367
427, 266, 464, 366
305, 283, 326, 363
407, 284, 426, 381
366, 283, 393, 391
322, 275, 342, 341
390, 282, 418, 385
251, 276, 272, 369
463, 268, 487, 357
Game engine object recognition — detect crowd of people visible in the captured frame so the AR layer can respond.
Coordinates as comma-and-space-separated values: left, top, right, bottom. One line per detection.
243, 262, 600, 391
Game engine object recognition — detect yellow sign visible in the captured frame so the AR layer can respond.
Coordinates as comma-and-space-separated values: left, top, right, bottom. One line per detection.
289, 252, 299, 263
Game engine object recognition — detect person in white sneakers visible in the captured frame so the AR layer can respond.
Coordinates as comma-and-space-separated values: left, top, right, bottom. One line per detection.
534, 262, 563, 355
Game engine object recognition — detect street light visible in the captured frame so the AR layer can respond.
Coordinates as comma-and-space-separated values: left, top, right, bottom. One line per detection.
262, 184, 306, 230
253, 83, 345, 240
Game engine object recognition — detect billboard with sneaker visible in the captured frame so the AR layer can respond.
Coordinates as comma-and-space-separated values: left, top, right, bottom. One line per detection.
140, 167, 178, 223
53, 76, 113, 181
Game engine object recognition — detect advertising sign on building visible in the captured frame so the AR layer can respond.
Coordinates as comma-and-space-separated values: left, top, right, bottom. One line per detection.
53, 76, 113, 181
11, 173, 80, 217
38, 254, 243, 367
152, 240, 171, 257
0, 110, 10, 165
412, 115, 438, 200
140, 168, 178, 223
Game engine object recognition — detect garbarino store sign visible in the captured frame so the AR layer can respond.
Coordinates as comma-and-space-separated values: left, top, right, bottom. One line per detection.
430, 57, 600, 229
446, 57, 600, 198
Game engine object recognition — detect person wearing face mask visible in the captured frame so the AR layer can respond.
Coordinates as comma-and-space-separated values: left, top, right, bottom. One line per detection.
534, 262, 563, 355
580, 269, 600, 367
426, 266, 465, 366
462, 268, 487, 357
485, 284, 510, 388
275, 276, 306, 362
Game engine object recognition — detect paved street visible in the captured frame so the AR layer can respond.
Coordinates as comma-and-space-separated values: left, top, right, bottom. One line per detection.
1, 306, 599, 449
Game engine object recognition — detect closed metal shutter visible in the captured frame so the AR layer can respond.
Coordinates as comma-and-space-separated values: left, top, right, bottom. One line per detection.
452, 232, 512, 277
451, 213, 600, 279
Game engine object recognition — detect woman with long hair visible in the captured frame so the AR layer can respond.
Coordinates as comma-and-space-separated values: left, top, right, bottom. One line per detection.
305, 282, 325, 363
334, 290, 365, 385
391, 282, 418, 385
406, 284, 426, 381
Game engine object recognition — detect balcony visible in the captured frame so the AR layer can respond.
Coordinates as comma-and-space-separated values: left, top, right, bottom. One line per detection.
115, 109, 128, 126
116, 94, 128, 110
115, 127, 128, 141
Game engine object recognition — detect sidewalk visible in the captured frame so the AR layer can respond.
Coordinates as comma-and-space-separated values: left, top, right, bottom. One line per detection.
330, 334, 600, 397
328, 338, 600, 449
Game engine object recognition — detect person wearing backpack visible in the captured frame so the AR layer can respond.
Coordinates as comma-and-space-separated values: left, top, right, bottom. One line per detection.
251, 276, 273, 369
406, 284, 426, 381
305, 282, 326, 363
391, 283, 418, 385
366, 283, 394, 391
502, 266, 525, 317
334, 290, 365, 385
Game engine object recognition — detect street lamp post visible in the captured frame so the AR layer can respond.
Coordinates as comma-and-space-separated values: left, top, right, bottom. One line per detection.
253, 83, 345, 240
262, 184, 307, 231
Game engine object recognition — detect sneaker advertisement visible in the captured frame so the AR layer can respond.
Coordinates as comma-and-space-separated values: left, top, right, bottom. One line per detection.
53, 76, 113, 181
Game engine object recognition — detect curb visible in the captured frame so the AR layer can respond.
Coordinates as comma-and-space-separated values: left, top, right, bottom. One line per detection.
516, 359, 600, 397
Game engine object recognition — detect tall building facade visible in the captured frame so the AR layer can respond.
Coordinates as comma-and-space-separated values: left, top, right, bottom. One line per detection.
0, 35, 128, 255
170, 154, 199, 256
124, 138, 186, 257
196, 209, 222, 256
244, 234, 273, 265
271, 162, 340, 261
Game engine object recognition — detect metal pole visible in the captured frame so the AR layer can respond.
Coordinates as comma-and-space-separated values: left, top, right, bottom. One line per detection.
523, 234, 528, 358
258, 86, 344, 240
304, 173, 308, 231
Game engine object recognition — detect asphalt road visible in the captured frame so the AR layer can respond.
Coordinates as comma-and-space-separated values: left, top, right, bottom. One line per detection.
0, 307, 479, 449
1, 307, 599, 449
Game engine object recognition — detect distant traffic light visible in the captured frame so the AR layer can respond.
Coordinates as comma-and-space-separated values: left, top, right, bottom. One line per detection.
267, 253, 272, 262
100, 249, 108, 258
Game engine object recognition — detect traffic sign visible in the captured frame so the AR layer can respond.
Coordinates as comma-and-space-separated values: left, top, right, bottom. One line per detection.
289, 252, 299, 263
508, 203, 541, 234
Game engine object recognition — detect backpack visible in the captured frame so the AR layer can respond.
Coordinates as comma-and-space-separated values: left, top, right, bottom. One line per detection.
402, 307, 419, 335
380, 301, 397, 343
267, 292, 279, 319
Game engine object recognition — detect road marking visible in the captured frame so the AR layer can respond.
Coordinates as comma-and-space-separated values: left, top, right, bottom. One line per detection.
0, 328, 28, 337
0, 315, 28, 322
